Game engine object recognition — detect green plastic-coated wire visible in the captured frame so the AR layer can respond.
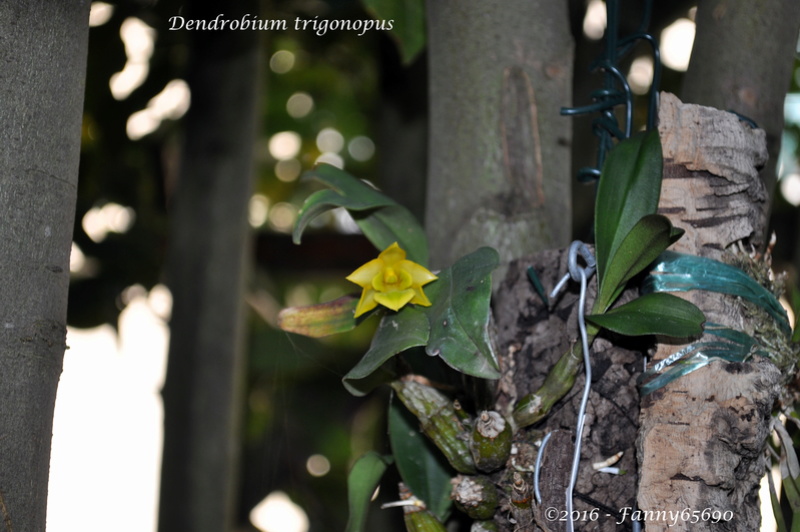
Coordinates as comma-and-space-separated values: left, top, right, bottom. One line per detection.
639, 252, 790, 395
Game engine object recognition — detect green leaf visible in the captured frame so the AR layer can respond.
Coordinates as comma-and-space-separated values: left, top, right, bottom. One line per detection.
595, 214, 683, 313
784, 473, 800, 514
360, 0, 425, 65
293, 188, 394, 242
776, 421, 800, 479
295, 164, 429, 265
767, 469, 789, 532
586, 292, 705, 338
302, 163, 396, 204
421, 247, 501, 379
277, 295, 359, 338
792, 508, 800, 532
345, 452, 394, 532
388, 401, 452, 521
353, 204, 429, 266
594, 130, 663, 282
343, 308, 429, 396
790, 284, 800, 344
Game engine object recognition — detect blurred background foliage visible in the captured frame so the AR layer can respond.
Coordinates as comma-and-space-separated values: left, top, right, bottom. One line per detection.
72, 0, 800, 530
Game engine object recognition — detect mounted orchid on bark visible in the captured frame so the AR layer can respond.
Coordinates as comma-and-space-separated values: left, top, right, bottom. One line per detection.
277, 128, 709, 531
513, 130, 705, 428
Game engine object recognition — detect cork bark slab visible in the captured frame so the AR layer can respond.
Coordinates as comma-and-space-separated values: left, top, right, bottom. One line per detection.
636, 93, 781, 532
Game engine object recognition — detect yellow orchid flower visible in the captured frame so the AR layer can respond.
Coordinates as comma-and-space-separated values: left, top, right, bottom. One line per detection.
346, 242, 437, 317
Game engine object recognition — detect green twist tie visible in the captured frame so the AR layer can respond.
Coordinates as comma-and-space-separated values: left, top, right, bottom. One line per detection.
638, 252, 789, 395
642, 251, 791, 337
638, 323, 769, 396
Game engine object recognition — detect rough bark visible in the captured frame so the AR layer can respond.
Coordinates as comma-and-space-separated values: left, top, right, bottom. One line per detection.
681, 0, 800, 219
158, 1, 260, 530
636, 93, 781, 531
425, 0, 573, 276
493, 251, 642, 532
0, 2, 89, 531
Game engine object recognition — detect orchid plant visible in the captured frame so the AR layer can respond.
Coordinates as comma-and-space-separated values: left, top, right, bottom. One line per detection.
278, 163, 501, 530
279, 163, 501, 400
278, 132, 707, 531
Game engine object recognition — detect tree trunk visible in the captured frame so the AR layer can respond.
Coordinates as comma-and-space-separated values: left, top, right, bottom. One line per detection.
158, 1, 260, 529
425, 0, 573, 275
0, 2, 89, 531
681, 0, 800, 218
636, 92, 781, 531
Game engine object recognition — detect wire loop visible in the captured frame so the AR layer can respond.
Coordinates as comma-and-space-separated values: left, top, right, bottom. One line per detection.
549, 240, 595, 532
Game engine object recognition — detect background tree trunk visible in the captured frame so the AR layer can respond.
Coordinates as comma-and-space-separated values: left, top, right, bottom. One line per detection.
681, 0, 800, 219
0, 2, 89, 530
158, 1, 261, 530
425, 0, 574, 274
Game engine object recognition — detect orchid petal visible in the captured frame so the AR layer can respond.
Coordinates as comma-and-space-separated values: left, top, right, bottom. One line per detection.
374, 289, 416, 311
378, 242, 406, 265
346, 258, 385, 287
401, 260, 438, 286
409, 286, 432, 307
353, 287, 379, 318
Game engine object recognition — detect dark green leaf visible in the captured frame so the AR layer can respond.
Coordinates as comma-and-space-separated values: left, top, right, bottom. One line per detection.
784, 473, 800, 514
343, 308, 429, 396
586, 292, 704, 337
767, 469, 789, 532
421, 247, 500, 379
345, 452, 393, 532
361, 0, 425, 65
790, 284, 800, 344
595, 214, 681, 313
352, 205, 429, 266
293, 188, 394, 244
305, 163, 396, 203
277, 295, 359, 338
594, 130, 663, 281
776, 421, 800, 479
295, 164, 429, 264
388, 401, 452, 521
